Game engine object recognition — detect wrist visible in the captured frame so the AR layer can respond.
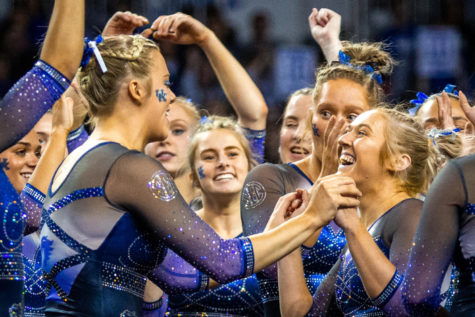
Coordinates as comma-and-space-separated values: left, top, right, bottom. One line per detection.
51, 127, 70, 139
343, 220, 365, 237
198, 29, 217, 49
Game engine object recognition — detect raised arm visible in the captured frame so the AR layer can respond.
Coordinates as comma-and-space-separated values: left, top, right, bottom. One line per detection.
308, 8, 342, 63
105, 152, 359, 284
0, 0, 84, 152
403, 162, 463, 315
150, 13, 268, 130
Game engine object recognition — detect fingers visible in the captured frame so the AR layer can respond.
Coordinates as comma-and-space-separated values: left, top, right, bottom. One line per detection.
465, 121, 475, 135
436, 91, 455, 130
308, 8, 319, 28
141, 28, 153, 38
335, 196, 360, 208
459, 90, 475, 127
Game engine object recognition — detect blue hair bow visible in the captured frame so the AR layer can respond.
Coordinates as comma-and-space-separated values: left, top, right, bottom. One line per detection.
443, 84, 459, 96
338, 51, 383, 85
200, 115, 212, 125
80, 35, 107, 73
408, 92, 429, 116
428, 127, 460, 145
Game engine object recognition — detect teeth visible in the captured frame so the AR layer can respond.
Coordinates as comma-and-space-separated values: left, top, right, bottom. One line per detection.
22, 174, 31, 180
215, 174, 234, 181
339, 154, 355, 165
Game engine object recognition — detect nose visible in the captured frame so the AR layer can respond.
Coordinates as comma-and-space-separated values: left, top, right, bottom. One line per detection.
26, 152, 39, 169
338, 130, 353, 149
217, 156, 230, 168
293, 123, 306, 143
168, 89, 176, 103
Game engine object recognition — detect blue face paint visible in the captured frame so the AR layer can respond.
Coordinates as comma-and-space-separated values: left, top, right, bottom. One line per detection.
312, 124, 320, 137
198, 166, 205, 179
156, 89, 167, 102
0, 158, 9, 170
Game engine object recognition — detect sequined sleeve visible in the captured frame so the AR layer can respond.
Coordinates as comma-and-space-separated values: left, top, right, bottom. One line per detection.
20, 183, 45, 235
0, 60, 70, 152
0, 168, 25, 315
105, 151, 255, 285
143, 295, 168, 317
242, 127, 266, 164
67, 125, 89, 153
147, 248, 209, 294
403, 160, 466, 315
306, 258, 341, 316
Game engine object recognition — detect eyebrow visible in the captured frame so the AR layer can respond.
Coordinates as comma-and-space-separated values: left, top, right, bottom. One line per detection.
317, 102, 366, 112
283, 116, 298, 121
423, 117, 439, 124
200, 146, 242, 153
17, 141, 31, 147
352, 123, 374, 132
453, 116, 468, 122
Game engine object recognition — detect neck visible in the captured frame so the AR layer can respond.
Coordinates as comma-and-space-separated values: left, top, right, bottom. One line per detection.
294, 151, 322, 183
89, 107, 149, 151
198, 192, 242, 239
358, 177, 411, 228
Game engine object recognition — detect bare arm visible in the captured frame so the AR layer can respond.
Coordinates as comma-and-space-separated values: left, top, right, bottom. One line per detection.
40, 0, 85, 79
151, 13, 268, 130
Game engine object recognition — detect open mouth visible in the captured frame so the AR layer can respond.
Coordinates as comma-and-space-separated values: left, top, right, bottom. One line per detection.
290, 146, 310, 156
20, 172, 32, 181
339, 153, 356, 166
214, 173, 235, 181
156, 151, 175, 161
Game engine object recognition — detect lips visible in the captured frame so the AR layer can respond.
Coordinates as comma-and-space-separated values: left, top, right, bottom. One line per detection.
156, 151, 175, 161
213, 172, 235, 181
20, 172, 32, 181
339, 152, 356, 165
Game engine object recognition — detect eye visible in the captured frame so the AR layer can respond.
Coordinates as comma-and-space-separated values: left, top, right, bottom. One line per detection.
14, 149, 26, 157
357, 129, 367, 136
171, 128, 185, 136
320, 110, 332, 119
165, 80, 172, 87
285, 122, 297, 128
203, 154, 215, 161
228, 151, 239, 158
347, 114, 358, 122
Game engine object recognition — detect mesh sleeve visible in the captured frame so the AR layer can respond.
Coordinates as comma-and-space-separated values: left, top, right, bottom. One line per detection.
105, 151, 254, 285
403, 162, 464, 315
0, 60, 70, 152
66, 125, 89, 153
19, 183, 45, 235
241, 164, 287, 279
242, 127, 266, 164
147, 248, 209, 294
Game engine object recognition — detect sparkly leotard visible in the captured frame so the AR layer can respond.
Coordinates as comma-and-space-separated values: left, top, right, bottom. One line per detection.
0, 60, 70, 315
404, 155, 475, 316
307, 199, 423, 316
40, 142, 254, 316
241, 163, 346, 316
165, 235, 263, 317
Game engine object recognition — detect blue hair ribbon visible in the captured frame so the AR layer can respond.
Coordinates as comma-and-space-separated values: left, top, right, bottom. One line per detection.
80, 35, 107, 73
408, 92, 429, 116
428, 127, 460, 145
443, 84, 459, 96
200, 115, 212, 125
338, 51, 383, 85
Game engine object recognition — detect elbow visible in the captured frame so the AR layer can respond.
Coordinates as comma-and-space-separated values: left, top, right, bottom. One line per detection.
281, 295, 313, 317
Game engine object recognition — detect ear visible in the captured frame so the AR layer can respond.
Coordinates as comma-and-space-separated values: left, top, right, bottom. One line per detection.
391, 153, 412, 172
128, 79, 146, 104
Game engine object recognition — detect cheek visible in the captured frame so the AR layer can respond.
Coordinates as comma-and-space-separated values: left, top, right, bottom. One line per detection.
279, 129, 292, 147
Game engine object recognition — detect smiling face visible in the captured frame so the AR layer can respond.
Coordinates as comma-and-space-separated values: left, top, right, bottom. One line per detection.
279, 94, 313, 163
194, 129, 249, 197
0, 129, 41, 193
417, 97, 469, 131
337, 110, 388, 187
144, 101, 197, 176
312, 79, 371, 159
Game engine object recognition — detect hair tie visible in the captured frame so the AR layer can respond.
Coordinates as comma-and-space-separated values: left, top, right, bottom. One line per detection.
200, 115, 212, 125
80, 35, 108, 73
338, 51, 383, 85
427, 127, 460, 145
443, 84, 459, 96
408, 92, 429, 116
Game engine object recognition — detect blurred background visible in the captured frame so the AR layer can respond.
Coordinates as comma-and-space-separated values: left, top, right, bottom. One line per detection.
1, 0, 474, 162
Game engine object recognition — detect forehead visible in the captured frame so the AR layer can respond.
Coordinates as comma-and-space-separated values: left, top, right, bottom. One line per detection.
317, 79, 370, 110
419, 97, 467, 119
168, 102, 194, 123
351, 110, 386, 131
285, 94, 312, 118
197, 129, 244, 152
151, 50, 169, 78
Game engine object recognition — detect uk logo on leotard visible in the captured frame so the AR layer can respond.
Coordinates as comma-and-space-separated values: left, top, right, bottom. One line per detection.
148, 170, 177, 202
242, 181, 266, 209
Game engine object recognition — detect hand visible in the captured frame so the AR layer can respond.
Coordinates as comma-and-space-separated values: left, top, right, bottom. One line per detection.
52, 95, 74, 135
64, 76, 88, 131
436, 91, 456, 130
318, 116, 346, 179
308, 8, 342, 62
460, 91, 475, 134
102, 11, 149, 36
306, 175, 361, 227
334, 207, 361, 232
285, 189, 309, 219
265, 191, 308, 231
148, 13, 212, 46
